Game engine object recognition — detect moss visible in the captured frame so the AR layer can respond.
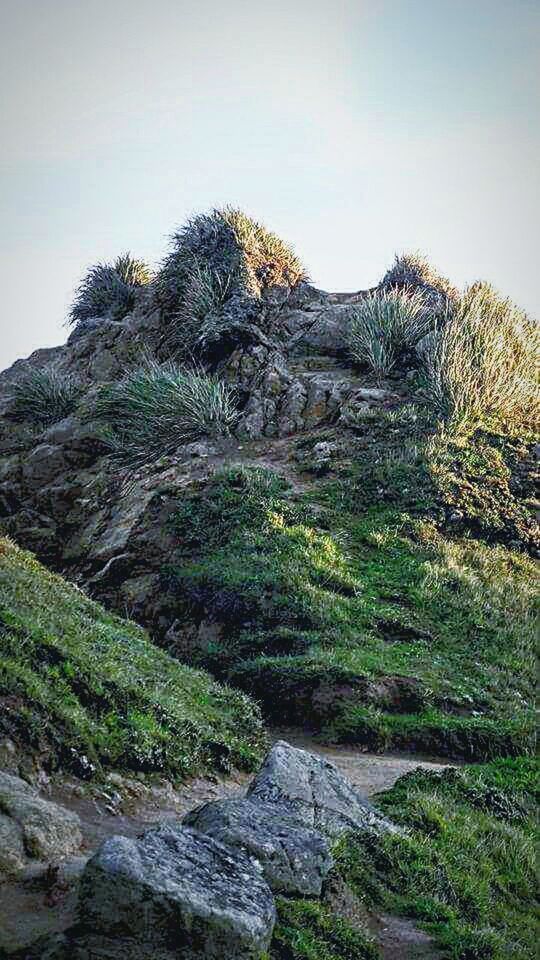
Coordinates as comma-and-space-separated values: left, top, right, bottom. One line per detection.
271, 897, 378, 960
0, 537, 264, 778
333, 757, 539, 959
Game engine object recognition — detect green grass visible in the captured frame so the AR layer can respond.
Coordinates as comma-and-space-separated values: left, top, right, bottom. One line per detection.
70, 253, 152, 326
165, 454, 536, 759
0, 537, 264, 778
9, 369, 81, 425
270, 898, 378, 960
334, 757, 540, 959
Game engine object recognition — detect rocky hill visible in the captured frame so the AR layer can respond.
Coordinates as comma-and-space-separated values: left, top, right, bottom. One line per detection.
0, 208, 538, 959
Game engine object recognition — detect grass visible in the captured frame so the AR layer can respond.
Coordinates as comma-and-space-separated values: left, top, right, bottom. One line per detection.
165, 461, 537, 759
0, 537, 264, 778
9, 369, 81, 425
334, 756, 539, 959
93, 359, 238, 467
381, 251, 457, 300
69, 253, 152, 326
156, 207, 308, 353
348, 286, 431, 381
423, 282, 540, 435
270, 898, 377, 960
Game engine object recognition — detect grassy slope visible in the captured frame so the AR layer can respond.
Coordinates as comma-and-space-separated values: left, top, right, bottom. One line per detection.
165, 410, 537, 759
0, 537, 264, 778
335, 757, 539, 960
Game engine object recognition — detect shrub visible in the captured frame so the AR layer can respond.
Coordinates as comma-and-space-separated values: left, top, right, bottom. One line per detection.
156, 207, 308, 351
10, 369, 81, 425
70, 252, 152, 326
348, 286, 431, 380
424, 282, 540, 433
93, 359, 238, 466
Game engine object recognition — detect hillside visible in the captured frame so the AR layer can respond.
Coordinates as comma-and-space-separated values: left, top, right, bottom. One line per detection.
0, 209, 538, 960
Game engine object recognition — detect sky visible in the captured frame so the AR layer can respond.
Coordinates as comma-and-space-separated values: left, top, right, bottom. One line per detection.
1, 0, 539, 369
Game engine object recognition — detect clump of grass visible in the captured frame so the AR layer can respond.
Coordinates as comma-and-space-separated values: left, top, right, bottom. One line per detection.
70, 252, 152, 326
93, 359, 238, 467
348, 286, 431, 381
0, 537, 264, 778
424, 282, 540, 434
335, 757, 539, 959
381, 251, 457, 300
271, 897, 378, 960
10, 369, 81, 425
156, 207, 308, 352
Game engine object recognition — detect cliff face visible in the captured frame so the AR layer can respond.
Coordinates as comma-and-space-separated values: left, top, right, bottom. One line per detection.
0, 230, 537, 764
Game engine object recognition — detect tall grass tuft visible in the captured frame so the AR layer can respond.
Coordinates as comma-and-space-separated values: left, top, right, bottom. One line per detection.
381, 251, 455, 296
70, 253, 152, 326
156, 208, 308, 349
348, 286, 431, 381
94, 359, 238, 467
10, 369, 81, 425
424, 282, 540, 434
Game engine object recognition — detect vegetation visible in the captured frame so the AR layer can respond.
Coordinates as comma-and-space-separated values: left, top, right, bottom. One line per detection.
93, 359, 238, 467
157, 207, 308, 353
271, 898, 377, 960
335, 757, 539, 959
69, 252, 152, 326
9, 369, 81, 425
381, 251, 456, 299
348, 286, 430, 380
166, 461, 536, 759
0, 537, 264, 777
424, 282, 540, 434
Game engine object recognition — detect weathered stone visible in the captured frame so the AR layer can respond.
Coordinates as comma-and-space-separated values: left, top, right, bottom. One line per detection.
21, 444, 69, 492
0, 772, 82, 874
77, 825, 276, 960
184, 797, 332, 896
247, 740, 397, 837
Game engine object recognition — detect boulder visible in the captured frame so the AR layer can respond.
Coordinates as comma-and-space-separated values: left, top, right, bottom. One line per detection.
247, 740, 396, 837
76, 824, 276, 960
0, 771, 82, 875
184, 797, 332, 896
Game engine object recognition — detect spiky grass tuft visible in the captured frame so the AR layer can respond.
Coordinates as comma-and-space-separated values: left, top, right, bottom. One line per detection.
156, 207, 308, 350
94, 359, 238, 467
10, 369, 81, 425
424, 282, 540, 434
348, 286, 431, 381
382, 251, 456, 297
70, 253, 152, 326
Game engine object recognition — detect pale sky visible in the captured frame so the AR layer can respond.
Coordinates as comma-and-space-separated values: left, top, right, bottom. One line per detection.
1, 0, 539, 370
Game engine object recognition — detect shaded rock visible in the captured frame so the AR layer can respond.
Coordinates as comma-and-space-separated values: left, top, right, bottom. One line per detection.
247, 740, 396, 837
184, 797, 332, 896
0, 772, 82, 875
76, 824, 276, 959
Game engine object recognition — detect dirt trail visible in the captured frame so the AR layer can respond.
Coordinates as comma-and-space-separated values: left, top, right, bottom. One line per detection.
0, 739, 450, 957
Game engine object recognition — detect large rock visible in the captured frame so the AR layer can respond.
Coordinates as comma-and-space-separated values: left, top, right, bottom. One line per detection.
184, 797, 332, 896
247, 740, 396, 837
0, 771, 82, 875
76, 824, 276, 960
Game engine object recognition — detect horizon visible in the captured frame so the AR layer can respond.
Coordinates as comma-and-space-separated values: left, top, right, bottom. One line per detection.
1, 0, 539, 369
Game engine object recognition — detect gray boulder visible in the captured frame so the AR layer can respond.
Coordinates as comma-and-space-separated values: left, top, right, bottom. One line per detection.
247, 740, 397, 837
77, 824, 276, 960
184, 797, 332, 896
0, 771, 82, 875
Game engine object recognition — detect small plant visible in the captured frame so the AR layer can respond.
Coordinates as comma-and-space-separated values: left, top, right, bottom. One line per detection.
381, 251, 455, 295
70, 253, 152, 326
156, 207, 308, 351
348, 286, 431, 380
10, 369, 81, 425
93, 359, 238, 466
424, 282, 540, 433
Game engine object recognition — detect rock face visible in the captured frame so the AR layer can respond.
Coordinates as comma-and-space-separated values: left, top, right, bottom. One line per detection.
247, 740, 397, 837
75, 825, 276, 960
184, 797, 332, 896
0, 771, 82, 876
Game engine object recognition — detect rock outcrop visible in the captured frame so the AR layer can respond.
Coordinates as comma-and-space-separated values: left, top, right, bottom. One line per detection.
0, 771, 82, 876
